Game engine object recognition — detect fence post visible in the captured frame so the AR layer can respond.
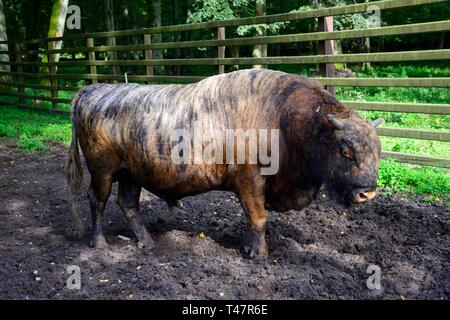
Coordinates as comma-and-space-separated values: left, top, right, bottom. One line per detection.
14, 43, 25, 106
318, 16, 335, 96
217, 27, 225, 74
144, 34, 154, 84
87, 38, 97, 84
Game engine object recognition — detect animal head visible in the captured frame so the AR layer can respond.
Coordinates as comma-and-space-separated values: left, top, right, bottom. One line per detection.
319, 112, 383, 205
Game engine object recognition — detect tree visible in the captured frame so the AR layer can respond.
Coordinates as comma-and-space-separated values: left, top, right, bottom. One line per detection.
120, 0, 140, 61
252, 0, 267, 68
151, 0, 164, 74
171, 0, 180, 75
105, 0, 120, 76
40, 0, 68, 86
129, 0, 141, 61
0, 0, 10, 81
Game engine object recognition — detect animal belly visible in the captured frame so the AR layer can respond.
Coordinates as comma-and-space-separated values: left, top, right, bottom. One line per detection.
126, 160, 227, 199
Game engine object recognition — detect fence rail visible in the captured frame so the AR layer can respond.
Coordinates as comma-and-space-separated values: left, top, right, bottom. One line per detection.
0, 0, 448, 168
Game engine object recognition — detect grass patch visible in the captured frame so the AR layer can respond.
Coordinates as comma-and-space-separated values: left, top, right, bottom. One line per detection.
378, 158, 449, 199
0, 106, 71, 151
22, 88, 74, 111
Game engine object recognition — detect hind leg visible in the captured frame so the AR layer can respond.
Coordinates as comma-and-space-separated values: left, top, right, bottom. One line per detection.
116, 172, 154, 249
88, 173, 113, 249
83, 150, 121, 249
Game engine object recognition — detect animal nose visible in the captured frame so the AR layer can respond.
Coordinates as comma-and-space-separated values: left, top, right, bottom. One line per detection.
354, 190, 376, 203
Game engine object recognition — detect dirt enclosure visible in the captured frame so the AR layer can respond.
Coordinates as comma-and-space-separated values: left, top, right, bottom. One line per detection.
0, 139, 448, 300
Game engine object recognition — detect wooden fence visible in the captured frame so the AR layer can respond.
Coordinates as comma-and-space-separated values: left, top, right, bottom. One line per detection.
0, 0, 449, 168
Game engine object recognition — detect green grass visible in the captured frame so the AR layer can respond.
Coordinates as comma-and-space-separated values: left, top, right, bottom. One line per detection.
23, 88, 73, 111
378, 158, 449, 198
0, 106, 71, 151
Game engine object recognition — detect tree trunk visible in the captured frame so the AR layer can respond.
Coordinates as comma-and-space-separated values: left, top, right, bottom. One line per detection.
438, 32, 445, 49
231, 45, 239, 71
252, 0, 267, 69
105, 0, 120, 76
0, 0, 10, 82
40, 0, 69, 86
151, 0, 164, 74
362, 0, 371, 70
130, 1, 140, 60
186, 0, 194, 59
122, 1, 140, 61
22, 0, 41, 69
172, 0, 180, 75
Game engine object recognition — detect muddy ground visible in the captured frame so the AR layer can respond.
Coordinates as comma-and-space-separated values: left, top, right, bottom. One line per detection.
0, 139, 448, 300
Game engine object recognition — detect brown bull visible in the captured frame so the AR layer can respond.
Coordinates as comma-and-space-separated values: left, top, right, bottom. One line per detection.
65, 69, 382, 258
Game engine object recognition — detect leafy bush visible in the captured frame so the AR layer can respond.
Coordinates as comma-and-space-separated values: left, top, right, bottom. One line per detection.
378, 159, 450, 197
18, 133, 45, 151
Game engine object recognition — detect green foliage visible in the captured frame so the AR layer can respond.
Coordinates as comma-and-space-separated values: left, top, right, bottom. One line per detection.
187, 0, 250, 23
360, 111, 449, 131
380, 136, 449, 158
378, 159, 449, 197
18, 133, 45, 151
187, 0, 287, 36
361, 64, 450, 78
335, 64, 450, 106
0, 106, 71, 151
337, 86, 450, 105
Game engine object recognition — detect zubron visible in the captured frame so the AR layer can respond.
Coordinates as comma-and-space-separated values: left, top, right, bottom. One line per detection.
65, 68, 383, 258
182, 304, 216, 318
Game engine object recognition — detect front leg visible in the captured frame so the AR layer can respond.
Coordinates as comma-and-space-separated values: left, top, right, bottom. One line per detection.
235, 168, 268, 258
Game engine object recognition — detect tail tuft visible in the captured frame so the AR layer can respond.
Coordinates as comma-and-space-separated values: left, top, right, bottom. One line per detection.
64, 90, 86, 238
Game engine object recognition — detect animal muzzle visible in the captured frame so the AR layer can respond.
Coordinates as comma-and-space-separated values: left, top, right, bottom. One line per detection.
351, 188, 376, 203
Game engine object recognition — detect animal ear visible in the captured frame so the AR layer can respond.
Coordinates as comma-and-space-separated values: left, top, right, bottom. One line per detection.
326, 114, 344, 130
371, 118, 384, 128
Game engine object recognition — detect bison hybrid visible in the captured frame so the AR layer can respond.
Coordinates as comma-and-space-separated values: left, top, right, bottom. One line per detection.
65, 69, 382, 258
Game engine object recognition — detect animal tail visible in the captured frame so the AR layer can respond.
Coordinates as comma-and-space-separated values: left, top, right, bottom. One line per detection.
64, 89, 87, 238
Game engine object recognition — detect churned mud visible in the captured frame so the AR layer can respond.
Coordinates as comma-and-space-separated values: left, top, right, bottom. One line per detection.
0, 139, 448, 299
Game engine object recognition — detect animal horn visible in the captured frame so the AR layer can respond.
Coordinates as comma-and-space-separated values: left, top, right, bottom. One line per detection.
326, 114, 344, 130
371, 118, 384, 128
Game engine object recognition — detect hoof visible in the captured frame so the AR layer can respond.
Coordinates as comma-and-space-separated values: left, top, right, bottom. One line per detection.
240, 230, 268, 259
134, 225, 155, 251
91, 234, 108, 249
137, 237, 155, 250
